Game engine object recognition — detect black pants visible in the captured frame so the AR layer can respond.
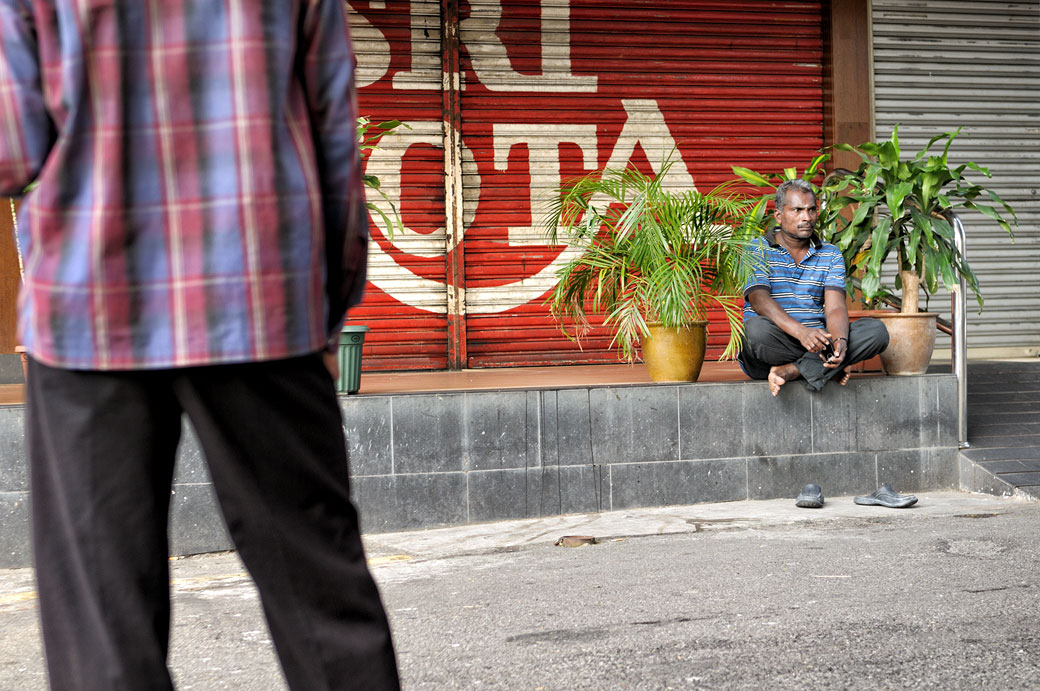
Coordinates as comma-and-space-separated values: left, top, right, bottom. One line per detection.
737, 316, 890, 391
26, 354, 400, 691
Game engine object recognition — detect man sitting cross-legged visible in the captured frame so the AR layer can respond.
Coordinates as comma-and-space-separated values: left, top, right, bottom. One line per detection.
738, 179, 890, 396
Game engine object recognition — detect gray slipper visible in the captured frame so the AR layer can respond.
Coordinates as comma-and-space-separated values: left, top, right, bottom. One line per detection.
854, 483, 918, 508
795, 483, 824, 509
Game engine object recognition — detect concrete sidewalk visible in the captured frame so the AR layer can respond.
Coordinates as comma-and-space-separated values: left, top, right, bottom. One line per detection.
957, 359, 1040, 499
361, 489, 1017, 564
3, 490, 1038, 689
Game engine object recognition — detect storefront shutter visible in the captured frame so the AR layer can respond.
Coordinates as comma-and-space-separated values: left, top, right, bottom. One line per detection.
349, 0, 451, 369
459, 0, 826, 366
349, 1, 826, 370
872, 0, 1040, 355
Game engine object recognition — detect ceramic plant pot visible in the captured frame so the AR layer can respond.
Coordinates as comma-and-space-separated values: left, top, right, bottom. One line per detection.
640, 321, 708, 382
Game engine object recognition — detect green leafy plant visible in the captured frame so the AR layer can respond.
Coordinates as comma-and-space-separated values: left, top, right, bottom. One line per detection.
828, 127, 1016, 312
732, 152, 851, 237
357, 116, 410, 239
541, 156, 762, 362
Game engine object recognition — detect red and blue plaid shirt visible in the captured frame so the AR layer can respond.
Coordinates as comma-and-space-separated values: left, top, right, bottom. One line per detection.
0, 0, 367, 370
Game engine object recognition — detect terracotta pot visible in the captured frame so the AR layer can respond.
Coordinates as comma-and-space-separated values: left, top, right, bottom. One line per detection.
640, 321, 707, 382
874, 312, 938, 376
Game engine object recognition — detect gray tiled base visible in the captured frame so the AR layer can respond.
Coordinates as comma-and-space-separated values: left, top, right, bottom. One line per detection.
0, 491, 30, 569
959, 454, 1040, 502
0, 373, 960, 567
0, 408, 28, 492
959, 455, 1019, 498
0, 354, 24, 385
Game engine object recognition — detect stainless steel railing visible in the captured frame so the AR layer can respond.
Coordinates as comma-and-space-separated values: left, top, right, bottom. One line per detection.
842, 212, 970, 448
950, 212, 969, 448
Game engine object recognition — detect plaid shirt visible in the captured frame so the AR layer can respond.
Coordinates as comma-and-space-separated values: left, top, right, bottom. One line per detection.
0, 0, 367, 370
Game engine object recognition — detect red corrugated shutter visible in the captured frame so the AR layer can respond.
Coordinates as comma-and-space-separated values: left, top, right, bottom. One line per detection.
349, 1, 451, 370
349, 1, 824, 370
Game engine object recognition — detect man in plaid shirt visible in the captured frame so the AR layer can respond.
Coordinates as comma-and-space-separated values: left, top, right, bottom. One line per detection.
0, 1, 399, 688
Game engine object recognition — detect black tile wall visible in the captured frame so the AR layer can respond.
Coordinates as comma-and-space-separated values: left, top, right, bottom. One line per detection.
468, 468, 529, 522
855, 376, 921, 450
810, 380, 857, 453
609, 458, 747, 510
390, 395, 465, 474
0, 373, 964, 566
743, 382, 813, 457
352, 472, 467, 533
0, 409, 27, 491
464, 392, 530, 471
542, 388, 595, 467
933, 376, 958, 447
0, 491, 29, 568
527, 464, 604, 517
589, 386, 679, 465
920, 447, 958, 489
748, 452, 877, 500
876, 449, 926, 492
340, 396, 393, 477
678, 383, 745, 459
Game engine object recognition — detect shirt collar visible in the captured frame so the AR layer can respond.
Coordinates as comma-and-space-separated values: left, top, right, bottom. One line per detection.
763, 227, 823, 250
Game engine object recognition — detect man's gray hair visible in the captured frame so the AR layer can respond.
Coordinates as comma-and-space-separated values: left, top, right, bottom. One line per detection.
775, 178, 816, 211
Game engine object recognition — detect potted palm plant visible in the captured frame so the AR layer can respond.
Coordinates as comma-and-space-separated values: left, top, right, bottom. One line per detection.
541, 156, 760, 382
825, 127, 1017, 374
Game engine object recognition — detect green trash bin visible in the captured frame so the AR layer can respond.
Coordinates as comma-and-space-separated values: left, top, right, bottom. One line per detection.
336, 325, 369, 394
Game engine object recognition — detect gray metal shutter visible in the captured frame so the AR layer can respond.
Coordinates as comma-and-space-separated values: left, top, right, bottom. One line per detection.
872, 0, 1040, 356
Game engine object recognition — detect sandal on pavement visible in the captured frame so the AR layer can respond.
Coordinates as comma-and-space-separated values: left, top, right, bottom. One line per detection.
854, 483, 918, 508
795, 483, 825, 509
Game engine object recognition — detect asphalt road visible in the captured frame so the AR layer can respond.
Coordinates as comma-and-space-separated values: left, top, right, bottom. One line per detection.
2, 491, 1039, 690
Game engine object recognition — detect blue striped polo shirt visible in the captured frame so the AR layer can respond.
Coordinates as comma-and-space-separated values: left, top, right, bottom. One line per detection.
742, 230, 847, 329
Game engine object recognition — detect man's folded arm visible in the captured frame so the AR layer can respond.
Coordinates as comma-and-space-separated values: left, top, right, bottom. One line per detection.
299, 0, 369, 342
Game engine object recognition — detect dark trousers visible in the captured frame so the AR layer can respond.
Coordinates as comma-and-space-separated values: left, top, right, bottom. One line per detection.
738, 316, 890, 391
26, 354, 400, 691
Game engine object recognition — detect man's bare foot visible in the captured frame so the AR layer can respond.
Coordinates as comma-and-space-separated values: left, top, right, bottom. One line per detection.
839, 370, 852, 386
767, 363, 801, 396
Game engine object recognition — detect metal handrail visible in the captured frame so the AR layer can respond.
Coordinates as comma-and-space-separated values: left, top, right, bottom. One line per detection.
842, 214, 970, 447
951, 212, 969, 448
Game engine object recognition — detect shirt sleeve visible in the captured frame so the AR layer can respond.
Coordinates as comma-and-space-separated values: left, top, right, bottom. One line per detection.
0, 0, 54, 197
743, 237, 771, 297
824, 247, 847, 291
299, 0, 368, 341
